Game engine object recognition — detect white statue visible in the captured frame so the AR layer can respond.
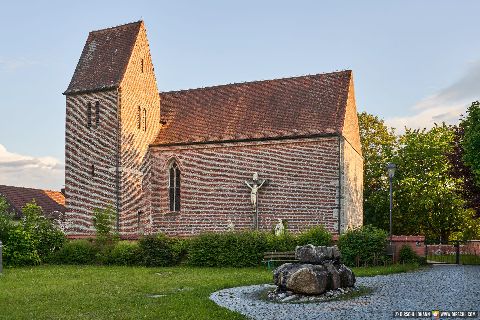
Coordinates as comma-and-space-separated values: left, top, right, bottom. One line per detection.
274, 218, 285, 236
245, 172, 266, 210
227, 219, 235, 232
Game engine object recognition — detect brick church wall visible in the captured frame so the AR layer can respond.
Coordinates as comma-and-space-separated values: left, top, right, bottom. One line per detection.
64, 90, 119, 234
150, 137, 342, 236
117, 23, 160, 235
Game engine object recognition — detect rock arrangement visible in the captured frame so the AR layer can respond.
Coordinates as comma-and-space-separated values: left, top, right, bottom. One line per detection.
273, 244, 355, 295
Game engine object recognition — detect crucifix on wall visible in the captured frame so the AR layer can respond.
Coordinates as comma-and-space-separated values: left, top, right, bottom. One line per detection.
245, 172, 267, 230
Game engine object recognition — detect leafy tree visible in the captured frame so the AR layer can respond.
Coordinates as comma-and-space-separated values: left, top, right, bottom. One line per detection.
461, 101, 480, 186
447, 124, 480, 217
393, 124, 473, 242
358, 112, 397, 230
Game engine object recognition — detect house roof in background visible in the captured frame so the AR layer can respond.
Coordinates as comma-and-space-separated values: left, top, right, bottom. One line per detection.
0, 185, 65, 219
64, 21, 142, 95
153, 70, 352, 146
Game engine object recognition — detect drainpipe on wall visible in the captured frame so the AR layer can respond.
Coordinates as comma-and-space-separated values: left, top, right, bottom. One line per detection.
115, 88, 122, 232
338, 136, 344, 235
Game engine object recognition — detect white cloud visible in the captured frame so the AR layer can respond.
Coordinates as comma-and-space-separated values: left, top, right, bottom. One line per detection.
0, 144, 64, 190
386, 60, 480, 133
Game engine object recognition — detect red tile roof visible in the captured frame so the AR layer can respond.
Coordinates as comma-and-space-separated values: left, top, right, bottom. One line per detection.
64, 21, 142, 95
0, 185, 66, 219
153, 70, 352, 146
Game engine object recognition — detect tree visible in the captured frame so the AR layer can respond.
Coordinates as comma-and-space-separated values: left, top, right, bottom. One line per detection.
447, 124, 480, 218
357, 112, 397, 231
393, 124, 474, 242
461, 101, 480, 186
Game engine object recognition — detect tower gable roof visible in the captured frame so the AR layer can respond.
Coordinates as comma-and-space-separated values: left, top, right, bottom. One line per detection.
153, 70, 353, 146
64, 21, 142, 95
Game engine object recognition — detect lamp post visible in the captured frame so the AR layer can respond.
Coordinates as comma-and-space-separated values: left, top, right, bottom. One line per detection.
387, 163, 396, 245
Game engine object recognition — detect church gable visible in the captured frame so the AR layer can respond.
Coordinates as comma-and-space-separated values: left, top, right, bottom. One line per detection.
340, 75, 362, 156
64, 21, 142, 95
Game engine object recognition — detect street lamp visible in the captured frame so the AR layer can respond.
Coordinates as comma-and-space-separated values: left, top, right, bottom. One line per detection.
387, 163, 396, 244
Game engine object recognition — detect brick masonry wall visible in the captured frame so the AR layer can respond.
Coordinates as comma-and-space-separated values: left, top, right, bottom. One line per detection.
149, 137, 342, 236
117, 22, 160, 235
64, 89, 119, 234
391, 235, 425, 262
339, 74, 363, 232
340, 139, 363, 231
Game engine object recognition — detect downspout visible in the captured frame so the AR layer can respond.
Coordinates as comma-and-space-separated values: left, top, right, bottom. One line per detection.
115, 87, 122, 232
338, 136, 344, 235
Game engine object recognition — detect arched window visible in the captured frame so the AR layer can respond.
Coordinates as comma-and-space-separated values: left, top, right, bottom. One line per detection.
87, 103, 92, 128
169, 161, 180, 211
143, 108, 147, 131
95, 101, 100, 127
137, 106, 141, 129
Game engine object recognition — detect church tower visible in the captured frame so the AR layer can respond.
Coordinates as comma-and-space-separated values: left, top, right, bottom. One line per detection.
64, 21, 160, 236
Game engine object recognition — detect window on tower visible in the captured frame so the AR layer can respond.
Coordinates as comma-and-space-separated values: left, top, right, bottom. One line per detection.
90, 164, 95, 177
143, 108, 147, 131
95, 101, 100, 127
137, 106, 141, 129
168, 161, 181, 212
87, 103, 92, 128
141, 59, 144, 73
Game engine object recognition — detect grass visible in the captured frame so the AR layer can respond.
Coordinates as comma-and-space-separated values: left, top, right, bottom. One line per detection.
0, 263, 422, 320
427, 254, 480, 265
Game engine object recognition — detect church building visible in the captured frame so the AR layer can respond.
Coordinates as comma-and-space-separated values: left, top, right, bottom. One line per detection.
64, 21, 363, 237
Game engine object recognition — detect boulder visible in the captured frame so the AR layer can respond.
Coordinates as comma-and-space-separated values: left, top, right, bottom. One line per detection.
295, 244, 342, 263
273, 244, 355, 295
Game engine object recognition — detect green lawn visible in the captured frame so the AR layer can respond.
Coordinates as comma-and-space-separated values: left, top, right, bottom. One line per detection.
0, 264, 421, 320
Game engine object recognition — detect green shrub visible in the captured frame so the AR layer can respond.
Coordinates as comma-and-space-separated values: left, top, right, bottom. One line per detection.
0, 198, 65, 266
52, 239, 98, 264
188, 231, 271, 267
398, 245, 419, 264
266, 233, 298, 252
3, 226, 41, 266
138, 234, 178, 267
297, 226, 332, 246
338, 225, 388, 267
22, 201, 66, 262
92, 206, 118, 245
108, 241, 142, 265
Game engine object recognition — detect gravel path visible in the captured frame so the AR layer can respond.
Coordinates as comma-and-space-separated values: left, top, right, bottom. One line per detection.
210, 265, 480, 319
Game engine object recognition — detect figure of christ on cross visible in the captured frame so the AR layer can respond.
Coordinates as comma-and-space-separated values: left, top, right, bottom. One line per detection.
245, 172, 266, 211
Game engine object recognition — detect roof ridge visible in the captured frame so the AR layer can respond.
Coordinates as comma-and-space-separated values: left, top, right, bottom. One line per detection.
160, 70, 352, 95
90, 20, 143, 34
0, 184, 60, 193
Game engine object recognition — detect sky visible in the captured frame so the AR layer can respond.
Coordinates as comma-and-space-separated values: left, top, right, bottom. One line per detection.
0, 0, 479, 190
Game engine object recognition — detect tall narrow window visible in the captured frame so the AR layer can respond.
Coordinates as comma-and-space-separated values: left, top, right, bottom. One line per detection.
169, 162, 180, 211
87, 103, 92, 128
141, 59, 144, 73
95, 101, 100, 127
137, 106, 141, 129
90, 164, 95, 177
143, 108, 147, 131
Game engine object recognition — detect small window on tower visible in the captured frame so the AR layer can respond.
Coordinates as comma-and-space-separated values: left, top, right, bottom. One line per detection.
141, 59, 144, 73
90, 164, 95, 177
143, 108, 147, 131
87, 103, 92, 128
137, 106, 141, 129
95, 101, 100, 127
